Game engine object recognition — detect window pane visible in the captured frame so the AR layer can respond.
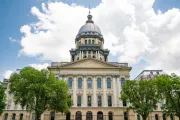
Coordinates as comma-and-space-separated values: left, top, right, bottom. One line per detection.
107, 78, 111, 88
87, 78, 92, 88
108, 96, 112, 107
121, 78, 125, 88
68, 78, 72, 88
124, 112, 128, 120
98, 96, 102, 106
88, 40, 91, 44
92, 40, 95, 44
78, 78, 82, 89
87, 96, 91, 107
155, 114, 159, 120
77, 95, 81, 106
123, 100, 127, 106
97, 78, 101, 88
85, 40, 87, 44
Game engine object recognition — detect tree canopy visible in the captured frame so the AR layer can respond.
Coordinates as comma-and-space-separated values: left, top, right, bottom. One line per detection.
0, 84, 6, 115
121, 80, 159, 120
155, 74, 180, 119
9, 67, 72, 120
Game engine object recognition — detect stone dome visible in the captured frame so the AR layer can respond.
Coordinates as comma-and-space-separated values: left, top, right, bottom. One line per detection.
75, 12, 104, 42
78, 23, 101, 34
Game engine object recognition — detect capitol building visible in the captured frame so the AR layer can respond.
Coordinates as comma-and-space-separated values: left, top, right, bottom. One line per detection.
0, 12, 177, 120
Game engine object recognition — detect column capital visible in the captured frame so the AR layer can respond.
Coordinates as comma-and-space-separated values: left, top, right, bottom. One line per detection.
111, 74, 119, 78
92, 74, 96, 78
102, 74, 106, 78
83, 74, 87, 78
73, 74, 77, 77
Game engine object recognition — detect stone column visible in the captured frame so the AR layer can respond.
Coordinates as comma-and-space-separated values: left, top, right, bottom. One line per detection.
98, 51, 100, 59
117, 76, 121, 107
102, 75, 107, 107
64, 75, 67, 82
82, 51, 83, 59
83, 75, 87, 107
96, 51, 97, 58
92, 75, 97, 107
73, 75, 77, 107
80, 51, 81, 59
112, 75, 117, 107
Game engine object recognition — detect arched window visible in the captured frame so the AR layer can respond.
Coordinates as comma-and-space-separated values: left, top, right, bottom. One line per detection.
12, 113, 16, 120
88, 40, 91, 44
107, 78, 111, 88
137, 114, 140, 120
85, 40, 87, 44
124, 112, 128, 120
92, 40, 95, 44
108, 112, 113, 120
97, 78, 101, 88
97, 111, 103, 120
86, 111, 93, 120
87, 78, 92, 88
76, 111, 82, 120
20, 114, 23, 120
68, 78, 72, 88
78, 78, 82, 89
155, 114, 159, 120
51, 112, 55, 120
4, 113, 8, 120
121, 78, 125, 88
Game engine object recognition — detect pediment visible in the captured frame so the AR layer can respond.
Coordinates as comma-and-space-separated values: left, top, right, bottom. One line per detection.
60, 58, 118, 68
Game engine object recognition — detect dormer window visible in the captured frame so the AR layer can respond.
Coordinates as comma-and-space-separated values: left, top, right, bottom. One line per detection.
150, 71, 153, 75
88, 40, 91, 44
92, 40, 95, 44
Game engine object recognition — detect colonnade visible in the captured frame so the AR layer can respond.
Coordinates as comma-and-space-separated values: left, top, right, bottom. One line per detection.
60, 75, 125, 107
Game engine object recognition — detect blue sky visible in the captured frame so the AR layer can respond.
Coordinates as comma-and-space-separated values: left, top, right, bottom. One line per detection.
0, 0, 180, 80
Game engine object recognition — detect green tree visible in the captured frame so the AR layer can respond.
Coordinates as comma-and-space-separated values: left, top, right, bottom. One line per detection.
121, 80, 159, 120
0, 84, 6, 115
9, 67, 72, 120
155, 74, 180, 120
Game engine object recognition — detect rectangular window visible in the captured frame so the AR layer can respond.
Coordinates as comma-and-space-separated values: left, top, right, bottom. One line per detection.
108, 96, 112, 107
123, 100, 127, 106
78, 79, 82, 89
107, 79, 111, 88
121, 78, 125, 88
87, 79, 92, 88
87, 96, 91, 107
98, 96, 102, 107
92, 40, 95, 44
97, 79, 101, 88
77, 95, 81, 106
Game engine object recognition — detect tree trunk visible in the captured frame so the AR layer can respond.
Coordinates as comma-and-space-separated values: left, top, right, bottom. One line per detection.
178, 115, 180, 120
35, 111, 41, 120
142, 115, 147, 120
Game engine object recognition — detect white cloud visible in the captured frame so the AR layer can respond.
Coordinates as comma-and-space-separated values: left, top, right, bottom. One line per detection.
17, 0, 180, 75
29, 63, 49, 70
3, 70, 14, 79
